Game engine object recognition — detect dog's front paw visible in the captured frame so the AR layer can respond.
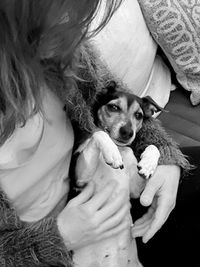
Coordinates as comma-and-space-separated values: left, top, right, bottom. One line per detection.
93, 131, 124, 169
137, 145, 160, 179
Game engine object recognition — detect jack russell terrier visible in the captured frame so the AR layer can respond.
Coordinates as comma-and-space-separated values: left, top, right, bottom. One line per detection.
70, 81, 191, 267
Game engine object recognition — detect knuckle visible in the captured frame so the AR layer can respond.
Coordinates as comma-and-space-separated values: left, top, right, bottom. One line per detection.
90, 218, 99, 229
82, 205, 93, 216
67, 199, 75, 207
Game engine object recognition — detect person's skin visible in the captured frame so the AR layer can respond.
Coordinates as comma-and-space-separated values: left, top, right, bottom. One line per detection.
57, 180, 131, 250
132, 165, 180, 243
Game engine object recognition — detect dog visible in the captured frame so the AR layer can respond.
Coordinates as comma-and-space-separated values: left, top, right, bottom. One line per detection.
93, 81, 166, 180
70, 81, 173, 267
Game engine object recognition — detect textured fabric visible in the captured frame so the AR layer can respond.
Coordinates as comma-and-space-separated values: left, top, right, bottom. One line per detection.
0, 188, 73, 267
138, 0, 200, 106
92, 0, 172, 108
132, 118, 192, 175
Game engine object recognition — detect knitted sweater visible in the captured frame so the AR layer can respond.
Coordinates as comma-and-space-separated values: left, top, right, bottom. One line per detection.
132, 118, 192, 174
0, 188, 73, 267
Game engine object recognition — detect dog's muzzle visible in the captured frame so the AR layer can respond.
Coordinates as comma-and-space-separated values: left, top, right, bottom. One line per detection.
119, 125, 134, 141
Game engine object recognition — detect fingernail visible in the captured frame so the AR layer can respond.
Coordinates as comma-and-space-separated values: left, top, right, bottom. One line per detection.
142, 237, 148, 243
140, 197, 151, 206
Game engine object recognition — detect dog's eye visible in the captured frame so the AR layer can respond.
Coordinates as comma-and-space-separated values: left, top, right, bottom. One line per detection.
107, 104, 121, 112
135, 112, 143, 120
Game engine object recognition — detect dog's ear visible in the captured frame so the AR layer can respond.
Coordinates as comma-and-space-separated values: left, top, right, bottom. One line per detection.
107, 81, 117, 91
141, 96, 168, 118
93, 80, 118, 118
101, 80, 117, 95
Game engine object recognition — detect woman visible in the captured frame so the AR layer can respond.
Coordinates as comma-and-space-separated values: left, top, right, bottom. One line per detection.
0, 0, 188, 266
0, 1, 130, 266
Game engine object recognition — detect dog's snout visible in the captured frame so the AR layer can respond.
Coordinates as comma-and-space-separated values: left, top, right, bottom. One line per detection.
119, 124, 133, 140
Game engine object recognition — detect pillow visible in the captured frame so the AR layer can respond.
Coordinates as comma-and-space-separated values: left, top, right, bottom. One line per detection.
91, 0, 172, 108
138, 0, 200, 106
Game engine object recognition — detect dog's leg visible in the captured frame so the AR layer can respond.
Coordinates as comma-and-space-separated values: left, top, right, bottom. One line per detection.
137, 145, 160, 179
119, 147, 146, 199
76, 131, 123, 186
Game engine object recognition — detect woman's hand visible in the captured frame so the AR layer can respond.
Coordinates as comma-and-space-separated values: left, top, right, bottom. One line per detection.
131, 165, 180, 243
57, 180, 130, 250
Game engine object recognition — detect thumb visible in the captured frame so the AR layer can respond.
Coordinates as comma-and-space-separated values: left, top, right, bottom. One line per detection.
68, 182, 95, 206
140, 178, 160, 206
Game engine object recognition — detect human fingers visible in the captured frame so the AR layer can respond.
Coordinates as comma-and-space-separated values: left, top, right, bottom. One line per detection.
95, 189, 128, 223
131, 224, 150, 239
84, 180, 118, 211
133, 204, 155, 227
131, 206, 155, 238
140, 174, 161, 207
99, 218, 130, 241
67, 181, 95, 207
142, 195, 174, 243
96, 202, 130, 234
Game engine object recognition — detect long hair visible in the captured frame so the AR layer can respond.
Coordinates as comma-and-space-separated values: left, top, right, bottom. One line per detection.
0, 0, 122, 145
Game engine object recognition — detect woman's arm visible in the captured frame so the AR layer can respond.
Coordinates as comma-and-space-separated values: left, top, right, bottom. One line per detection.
0, 188, 73, 267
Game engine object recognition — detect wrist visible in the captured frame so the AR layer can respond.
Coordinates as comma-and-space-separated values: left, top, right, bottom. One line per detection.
57, 214, 76, 251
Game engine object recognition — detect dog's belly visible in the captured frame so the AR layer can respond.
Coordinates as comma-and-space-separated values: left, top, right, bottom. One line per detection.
73, 229, 142, 267
74, 147, 143, 267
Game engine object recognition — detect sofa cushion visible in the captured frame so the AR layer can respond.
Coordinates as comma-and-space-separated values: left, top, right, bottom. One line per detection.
138, 0, 200, 106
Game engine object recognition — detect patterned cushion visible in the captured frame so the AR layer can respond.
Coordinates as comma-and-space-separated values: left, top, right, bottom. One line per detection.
138, 0, 200, 106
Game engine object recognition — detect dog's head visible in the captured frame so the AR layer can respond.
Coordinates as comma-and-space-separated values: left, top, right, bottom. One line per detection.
94, 81, 165, 146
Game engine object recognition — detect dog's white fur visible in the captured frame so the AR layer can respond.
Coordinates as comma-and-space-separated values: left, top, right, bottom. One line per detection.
73, 131, 160, 267
138, 145, 161, 179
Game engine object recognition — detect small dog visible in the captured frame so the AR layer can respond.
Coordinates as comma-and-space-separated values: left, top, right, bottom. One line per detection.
93, 81, 165, 180
71, 81, 170, 267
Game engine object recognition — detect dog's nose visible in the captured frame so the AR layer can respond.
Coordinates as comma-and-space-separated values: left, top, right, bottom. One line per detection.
119, 125, 133, 140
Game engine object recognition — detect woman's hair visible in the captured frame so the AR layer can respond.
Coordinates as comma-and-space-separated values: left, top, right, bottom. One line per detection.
0, 0, 122, 144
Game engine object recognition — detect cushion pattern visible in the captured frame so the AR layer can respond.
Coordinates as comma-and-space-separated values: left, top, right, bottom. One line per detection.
138, 0, 200, 106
